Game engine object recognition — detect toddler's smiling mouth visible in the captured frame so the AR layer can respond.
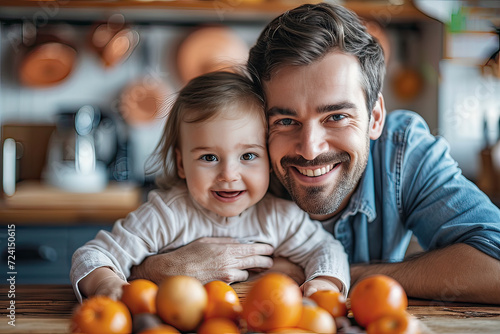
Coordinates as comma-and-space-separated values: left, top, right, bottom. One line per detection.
214, 190, 245, 198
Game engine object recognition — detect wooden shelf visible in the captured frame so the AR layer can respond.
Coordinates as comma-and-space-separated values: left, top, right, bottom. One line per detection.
0, 0, 430, 23
0, 0, 296, 10
346, 0, 430, 21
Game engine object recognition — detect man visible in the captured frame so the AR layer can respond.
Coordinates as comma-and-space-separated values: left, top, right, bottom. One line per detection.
132, 2, 500, 303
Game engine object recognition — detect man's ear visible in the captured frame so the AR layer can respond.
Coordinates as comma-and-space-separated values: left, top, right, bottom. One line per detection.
369, 93, 386, 140
175, 148, 186, 179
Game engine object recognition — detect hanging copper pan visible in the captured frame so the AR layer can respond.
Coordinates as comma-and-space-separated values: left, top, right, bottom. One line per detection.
19, 32, 77, 88
176, 25, 249, 85
118, 33, 171, 125
89, 20, 139, 68
119, 77, 170, 124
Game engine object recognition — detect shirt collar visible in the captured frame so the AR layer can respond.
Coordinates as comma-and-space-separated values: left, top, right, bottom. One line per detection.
339, 149, 377, 223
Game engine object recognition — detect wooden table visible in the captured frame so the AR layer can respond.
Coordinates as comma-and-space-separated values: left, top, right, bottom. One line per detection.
0, 284, 499, 333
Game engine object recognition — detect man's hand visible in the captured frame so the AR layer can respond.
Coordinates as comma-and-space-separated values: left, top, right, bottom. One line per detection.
129, 237, 274, 285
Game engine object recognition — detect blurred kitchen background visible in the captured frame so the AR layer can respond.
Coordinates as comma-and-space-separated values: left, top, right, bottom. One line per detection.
0, 0, 499, 283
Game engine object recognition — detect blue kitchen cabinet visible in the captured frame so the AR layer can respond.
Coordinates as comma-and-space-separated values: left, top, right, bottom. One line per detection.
1, 225, 112, 284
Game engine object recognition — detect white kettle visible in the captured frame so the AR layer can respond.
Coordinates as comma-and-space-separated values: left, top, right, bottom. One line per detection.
44, 105, 108, 193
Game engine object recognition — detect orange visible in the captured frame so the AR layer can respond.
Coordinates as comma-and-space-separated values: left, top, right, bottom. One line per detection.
310, 290, 348, 317
156, 275, 208, 332
138, 324, 181, 334
267, 328, 311, 333
204, 280, 242, 321
296, 304, 336, 334
241, 272, 302, 332
349, 275, 408, 328
70, 295, 132, 334
366, 311, 419, 334
121, 279, 158, 315
197, 317, 241, 334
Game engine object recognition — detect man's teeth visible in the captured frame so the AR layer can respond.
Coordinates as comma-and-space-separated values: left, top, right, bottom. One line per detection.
297, 164, 334, 177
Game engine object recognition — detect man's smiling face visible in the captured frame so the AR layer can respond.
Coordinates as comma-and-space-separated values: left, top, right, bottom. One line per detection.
264, 52, 380, 220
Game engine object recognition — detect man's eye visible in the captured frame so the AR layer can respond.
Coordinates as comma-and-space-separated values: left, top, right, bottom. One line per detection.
276, 118, 296, 126
200, 154, 217, 162
241, 153, 257, 161
329, 114, 346, 122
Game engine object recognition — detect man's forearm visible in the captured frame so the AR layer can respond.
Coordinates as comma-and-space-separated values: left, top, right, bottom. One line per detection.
350, 243, 500, 304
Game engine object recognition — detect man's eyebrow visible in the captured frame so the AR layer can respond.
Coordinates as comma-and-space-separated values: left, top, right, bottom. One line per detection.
267, 102, 356, 117
267, 107, 296, 117
318, 102, 356, 113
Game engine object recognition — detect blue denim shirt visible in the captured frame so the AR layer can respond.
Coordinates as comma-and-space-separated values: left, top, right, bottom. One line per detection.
321, 110, 500, 264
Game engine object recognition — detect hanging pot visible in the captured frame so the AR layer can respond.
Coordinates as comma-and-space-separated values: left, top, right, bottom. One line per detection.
89, 19, 139, 68
175, 25, 249, 85
119, 77, 170, 124
19, 29, 77, 88
119, 31, 171, 125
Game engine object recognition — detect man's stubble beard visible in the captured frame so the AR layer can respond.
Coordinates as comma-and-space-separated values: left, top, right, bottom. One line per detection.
275, 137, 370, 216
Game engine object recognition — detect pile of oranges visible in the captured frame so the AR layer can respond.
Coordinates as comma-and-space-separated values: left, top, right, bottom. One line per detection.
70, 272, 419, 334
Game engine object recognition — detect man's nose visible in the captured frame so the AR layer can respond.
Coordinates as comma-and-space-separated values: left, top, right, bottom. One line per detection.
296, 123, 328, 160
217, 161, 241, 182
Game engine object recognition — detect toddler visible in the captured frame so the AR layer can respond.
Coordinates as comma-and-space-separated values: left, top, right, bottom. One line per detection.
70, 71, 349, 302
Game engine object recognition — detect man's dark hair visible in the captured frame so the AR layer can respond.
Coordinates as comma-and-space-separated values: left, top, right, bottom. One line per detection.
248, 2, 385, 113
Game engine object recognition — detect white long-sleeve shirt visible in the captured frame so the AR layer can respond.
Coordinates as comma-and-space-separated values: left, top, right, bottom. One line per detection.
71, 184, 350, 302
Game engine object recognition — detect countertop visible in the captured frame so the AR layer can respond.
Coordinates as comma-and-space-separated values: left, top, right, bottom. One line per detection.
0, 284, 499, 333
0, 181, 143, 224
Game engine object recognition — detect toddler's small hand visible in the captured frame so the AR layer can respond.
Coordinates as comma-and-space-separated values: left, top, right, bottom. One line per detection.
302, 276, 341, 297
93, 276, 128, 300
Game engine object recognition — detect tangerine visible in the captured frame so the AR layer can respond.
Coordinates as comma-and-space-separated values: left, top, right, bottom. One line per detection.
310, 290, 347, 317
366, 311, 419, 334
349, 275, 408, 328
70, 295, 132, 334
197, 317, 241, 334
121, 279, 158, 315
204, 280, 242, 321
241, 272, 302, 332
296, 304, 336, 334
267, 328, 311, 333
138, 324, 181, 334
